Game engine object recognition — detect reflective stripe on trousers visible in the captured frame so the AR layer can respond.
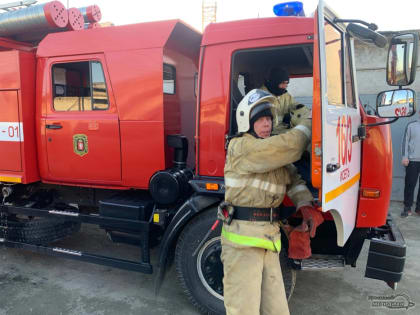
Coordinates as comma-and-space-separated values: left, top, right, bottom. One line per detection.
221, 226, 281, 252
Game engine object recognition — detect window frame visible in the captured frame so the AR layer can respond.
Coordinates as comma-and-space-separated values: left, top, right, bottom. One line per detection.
51, 59, 110, 112
324, 18, 345, 107
228, 44, 314, 136
344, 34, 356, 108
89, 60, 110, 111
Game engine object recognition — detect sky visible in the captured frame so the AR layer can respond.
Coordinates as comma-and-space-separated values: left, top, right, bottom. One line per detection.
0, 0, 419, 32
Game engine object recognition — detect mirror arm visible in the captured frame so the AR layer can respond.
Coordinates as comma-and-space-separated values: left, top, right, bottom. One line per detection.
365, 117, 400, 127
365, 117, 399, 128
356, 118, 399, 141
333, 18, 378, 31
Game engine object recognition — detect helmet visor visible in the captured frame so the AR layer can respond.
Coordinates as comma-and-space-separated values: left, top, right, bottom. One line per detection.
249, 102, 273, 121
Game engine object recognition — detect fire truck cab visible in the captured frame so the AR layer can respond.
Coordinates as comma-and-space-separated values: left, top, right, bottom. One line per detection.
0, 1, 417, 314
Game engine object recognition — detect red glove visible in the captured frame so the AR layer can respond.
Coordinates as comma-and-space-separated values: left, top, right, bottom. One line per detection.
288, 223, 311, 259
298, 205, 324, 238
287, 206, 324, 259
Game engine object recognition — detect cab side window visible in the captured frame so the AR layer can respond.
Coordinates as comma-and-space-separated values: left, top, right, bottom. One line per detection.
324, 21, 344, 106
163, 63, 176, 94
52, 61, 109, 111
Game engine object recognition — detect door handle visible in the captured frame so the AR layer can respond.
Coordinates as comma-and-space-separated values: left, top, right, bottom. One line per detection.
46, 124, 63, 130
326, 163, 341, 173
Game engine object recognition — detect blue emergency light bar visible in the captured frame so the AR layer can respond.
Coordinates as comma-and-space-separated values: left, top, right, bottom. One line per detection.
273, 1, 305, 17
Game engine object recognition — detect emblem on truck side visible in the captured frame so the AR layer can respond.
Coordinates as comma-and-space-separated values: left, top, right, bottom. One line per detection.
73, 134, 89, 156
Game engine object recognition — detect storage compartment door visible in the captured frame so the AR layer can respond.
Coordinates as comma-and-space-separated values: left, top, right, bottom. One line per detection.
0, 90, 22, 172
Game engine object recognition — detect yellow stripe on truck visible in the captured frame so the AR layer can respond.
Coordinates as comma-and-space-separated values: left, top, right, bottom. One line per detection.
325, 172, 360, 203
0, 176, 22, 183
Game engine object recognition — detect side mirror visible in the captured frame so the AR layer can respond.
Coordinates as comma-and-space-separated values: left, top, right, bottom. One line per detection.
376, 89, 416, 118
387, 33, 418, 86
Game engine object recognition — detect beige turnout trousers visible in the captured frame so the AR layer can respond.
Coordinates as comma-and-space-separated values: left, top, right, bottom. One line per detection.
221, 240, 290, 315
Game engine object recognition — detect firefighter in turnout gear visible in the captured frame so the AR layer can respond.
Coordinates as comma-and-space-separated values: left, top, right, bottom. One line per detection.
261, 67, 299, 135
221, 89, 316, 315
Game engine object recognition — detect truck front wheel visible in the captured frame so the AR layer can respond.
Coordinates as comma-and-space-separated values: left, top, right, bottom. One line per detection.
175, 208, 295, 315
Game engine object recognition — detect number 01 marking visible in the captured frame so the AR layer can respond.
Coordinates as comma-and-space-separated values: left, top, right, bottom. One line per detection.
8, 126, 19, 138
0, 122, 24, 142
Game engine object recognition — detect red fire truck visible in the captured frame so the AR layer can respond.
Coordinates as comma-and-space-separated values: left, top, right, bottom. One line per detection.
0, 1, 417, 314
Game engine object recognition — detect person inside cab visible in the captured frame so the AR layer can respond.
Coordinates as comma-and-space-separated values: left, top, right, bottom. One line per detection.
220, 89, 323, 315
261, 67, 299, 134
261, 67, 314, 194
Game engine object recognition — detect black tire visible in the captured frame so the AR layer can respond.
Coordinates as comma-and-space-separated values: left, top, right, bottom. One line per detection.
280, 243, 296, 302
2, 216, 81, 245
175, 208, 296, 315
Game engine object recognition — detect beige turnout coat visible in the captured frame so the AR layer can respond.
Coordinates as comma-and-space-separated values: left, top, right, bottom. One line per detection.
222, 127, 313, 252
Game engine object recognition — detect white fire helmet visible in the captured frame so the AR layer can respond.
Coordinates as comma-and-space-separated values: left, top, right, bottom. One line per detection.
236, 89, 276, 133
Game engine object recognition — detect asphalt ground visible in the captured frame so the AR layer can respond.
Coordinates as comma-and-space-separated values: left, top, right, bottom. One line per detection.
0, 201, 418, 315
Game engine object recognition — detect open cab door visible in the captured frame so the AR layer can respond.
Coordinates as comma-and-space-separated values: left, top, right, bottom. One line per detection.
312, 0, 362, 246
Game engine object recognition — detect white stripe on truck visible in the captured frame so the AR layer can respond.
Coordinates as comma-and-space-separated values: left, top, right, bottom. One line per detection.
0, 122, 24, 142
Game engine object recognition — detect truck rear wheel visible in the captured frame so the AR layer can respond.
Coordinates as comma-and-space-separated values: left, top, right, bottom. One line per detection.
175, 208, 296, 315
2, 215, 81, 245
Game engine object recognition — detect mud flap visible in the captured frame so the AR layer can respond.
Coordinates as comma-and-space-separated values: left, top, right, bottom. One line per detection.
365, 216, 406, 289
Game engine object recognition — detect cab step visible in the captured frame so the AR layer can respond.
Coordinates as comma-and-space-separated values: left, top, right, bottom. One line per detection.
297, 255, 345, 270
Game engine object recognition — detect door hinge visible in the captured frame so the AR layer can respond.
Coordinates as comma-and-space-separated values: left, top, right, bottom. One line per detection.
357, 125, 366, 141
314, 143, 322, 156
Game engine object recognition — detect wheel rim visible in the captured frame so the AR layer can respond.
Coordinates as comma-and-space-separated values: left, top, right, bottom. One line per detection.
196, 236, 224, 301
195, 236, 295, 302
